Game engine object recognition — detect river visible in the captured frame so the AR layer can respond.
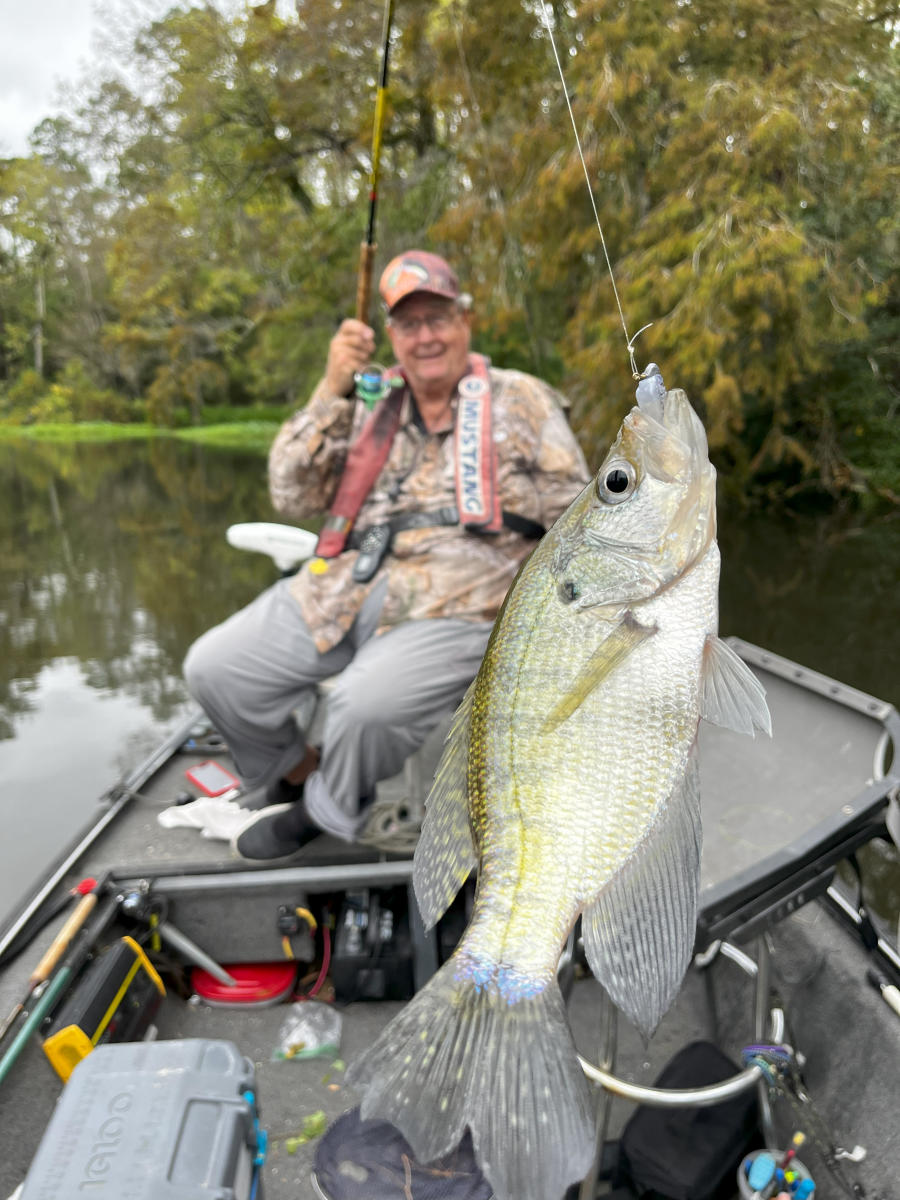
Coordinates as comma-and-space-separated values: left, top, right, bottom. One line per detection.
0, 438, 897, 928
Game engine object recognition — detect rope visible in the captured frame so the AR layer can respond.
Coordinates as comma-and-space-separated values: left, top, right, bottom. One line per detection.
356, 796, 421, 855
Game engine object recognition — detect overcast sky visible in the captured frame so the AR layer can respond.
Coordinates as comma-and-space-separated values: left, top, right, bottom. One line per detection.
0, 0, 296, 159
0, 0, 99, 156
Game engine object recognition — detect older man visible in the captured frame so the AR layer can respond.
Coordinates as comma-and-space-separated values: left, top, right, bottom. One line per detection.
184, 250, 589, 859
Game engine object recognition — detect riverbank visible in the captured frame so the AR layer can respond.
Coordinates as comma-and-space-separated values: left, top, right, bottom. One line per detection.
0, 419, 281, 454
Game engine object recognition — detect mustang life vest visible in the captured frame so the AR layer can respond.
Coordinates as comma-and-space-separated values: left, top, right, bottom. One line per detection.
315, 353, 507, 559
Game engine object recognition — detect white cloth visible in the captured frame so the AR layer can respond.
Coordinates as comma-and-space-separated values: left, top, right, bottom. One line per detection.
157, 794, 247, 842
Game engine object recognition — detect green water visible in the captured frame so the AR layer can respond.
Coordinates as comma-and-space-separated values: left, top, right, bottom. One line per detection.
0, 440, 897, 927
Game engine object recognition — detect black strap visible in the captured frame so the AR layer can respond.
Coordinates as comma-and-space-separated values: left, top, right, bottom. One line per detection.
500, 510, 545, 540
347, 507, 544, 549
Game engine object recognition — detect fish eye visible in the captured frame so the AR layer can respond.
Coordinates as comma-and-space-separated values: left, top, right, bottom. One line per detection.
595, 459, 637, 504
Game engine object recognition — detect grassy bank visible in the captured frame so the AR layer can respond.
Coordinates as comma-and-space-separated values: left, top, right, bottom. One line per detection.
0, 419, 281, 454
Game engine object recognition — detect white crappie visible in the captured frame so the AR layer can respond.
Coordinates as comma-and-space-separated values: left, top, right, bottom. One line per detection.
348, 383, 771, 1200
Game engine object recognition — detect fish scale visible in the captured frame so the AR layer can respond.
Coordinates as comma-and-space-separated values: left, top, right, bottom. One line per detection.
348, 387, 771, 1200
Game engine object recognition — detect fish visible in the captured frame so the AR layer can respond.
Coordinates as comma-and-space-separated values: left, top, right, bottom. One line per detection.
347, 382, 771, 1200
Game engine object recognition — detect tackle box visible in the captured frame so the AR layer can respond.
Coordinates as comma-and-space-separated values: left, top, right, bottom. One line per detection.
20, 1038, 266, 1200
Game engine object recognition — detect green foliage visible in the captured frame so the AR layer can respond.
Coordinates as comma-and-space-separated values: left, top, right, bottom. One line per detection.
0, 369, 47, 417
0, 0, 896, 506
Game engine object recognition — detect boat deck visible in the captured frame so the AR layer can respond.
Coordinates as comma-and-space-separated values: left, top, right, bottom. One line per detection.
1, 641, 898, 1199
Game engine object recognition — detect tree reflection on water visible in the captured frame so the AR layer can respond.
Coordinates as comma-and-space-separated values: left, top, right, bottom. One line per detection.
0, 439, 275, 738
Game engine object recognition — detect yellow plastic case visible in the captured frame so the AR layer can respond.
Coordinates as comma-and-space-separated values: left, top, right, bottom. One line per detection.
43, 935, 165, 1081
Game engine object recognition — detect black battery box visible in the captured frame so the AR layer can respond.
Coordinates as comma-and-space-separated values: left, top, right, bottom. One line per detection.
331, 888, 415, 1003
43, 935, 165, 1081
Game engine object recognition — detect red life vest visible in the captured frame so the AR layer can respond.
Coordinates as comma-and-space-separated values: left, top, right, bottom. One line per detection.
315, 353, 501, 559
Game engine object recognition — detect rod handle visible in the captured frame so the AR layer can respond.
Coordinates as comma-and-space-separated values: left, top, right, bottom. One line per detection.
356, 241, 377, 324
29, 893, 98, 987
0, 967, 72, 1088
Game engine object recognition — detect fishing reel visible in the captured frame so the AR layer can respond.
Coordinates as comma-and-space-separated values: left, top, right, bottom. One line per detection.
354, 363, 403, 411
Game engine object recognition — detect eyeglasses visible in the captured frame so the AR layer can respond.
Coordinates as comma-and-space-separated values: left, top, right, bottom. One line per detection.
387, 310, 459, 337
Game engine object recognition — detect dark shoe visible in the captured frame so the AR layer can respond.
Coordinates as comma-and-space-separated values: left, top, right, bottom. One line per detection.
231, 802, 319, 860
237, 778, 305, 812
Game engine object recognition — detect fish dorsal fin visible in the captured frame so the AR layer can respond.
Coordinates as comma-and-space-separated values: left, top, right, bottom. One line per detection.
700, 636, 772, 737
581, 741, 702, 1038
413, 679, 478, 930
543, 612, 657, 733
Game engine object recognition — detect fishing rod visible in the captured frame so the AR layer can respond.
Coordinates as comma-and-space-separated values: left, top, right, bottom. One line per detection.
0, 875, 96, 971
356, 0, 395, 325
0, 887, 119, 1089
0, 875, 107, 1049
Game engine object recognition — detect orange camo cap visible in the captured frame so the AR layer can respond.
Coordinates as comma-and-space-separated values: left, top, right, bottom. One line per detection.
379, 250, 460, 312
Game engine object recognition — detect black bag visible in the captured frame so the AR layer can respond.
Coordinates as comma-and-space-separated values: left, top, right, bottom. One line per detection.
313, 1106, 493, 1200
615, 1040, 762, 1200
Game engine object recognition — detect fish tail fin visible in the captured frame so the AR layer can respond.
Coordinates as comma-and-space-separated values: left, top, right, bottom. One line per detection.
347, 954, 595, 1200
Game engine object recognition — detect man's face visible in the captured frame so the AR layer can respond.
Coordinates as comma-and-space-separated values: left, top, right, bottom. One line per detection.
386, 295, 471, 395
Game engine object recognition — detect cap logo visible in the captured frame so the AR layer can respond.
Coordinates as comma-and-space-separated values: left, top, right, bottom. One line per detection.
385, 261, 430, 293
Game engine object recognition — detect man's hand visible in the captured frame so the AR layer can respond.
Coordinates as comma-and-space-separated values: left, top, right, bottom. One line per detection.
325, 319, 376, 397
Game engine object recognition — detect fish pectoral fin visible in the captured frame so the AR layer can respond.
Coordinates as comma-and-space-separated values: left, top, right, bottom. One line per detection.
543, 611, 657, 733
581, 741, 702, 1038
700, 636, 772, 738
413, 679, 478, 930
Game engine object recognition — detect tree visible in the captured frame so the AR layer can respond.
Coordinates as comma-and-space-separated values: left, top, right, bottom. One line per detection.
483, 0, 898, 498
1, 0, 896, 504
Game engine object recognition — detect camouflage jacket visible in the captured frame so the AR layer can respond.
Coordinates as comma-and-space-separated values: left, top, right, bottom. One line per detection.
268, 366, 590, 653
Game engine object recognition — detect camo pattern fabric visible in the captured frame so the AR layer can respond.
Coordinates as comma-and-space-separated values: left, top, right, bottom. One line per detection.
268, 367, 590, 653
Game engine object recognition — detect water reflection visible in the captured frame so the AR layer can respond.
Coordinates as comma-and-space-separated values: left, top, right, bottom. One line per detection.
718, 507, 899, 710
0, 439, 278, 915
0, 440, 275, 734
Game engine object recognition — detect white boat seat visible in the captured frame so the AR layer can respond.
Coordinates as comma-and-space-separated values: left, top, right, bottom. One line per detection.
226, 521, 318, 572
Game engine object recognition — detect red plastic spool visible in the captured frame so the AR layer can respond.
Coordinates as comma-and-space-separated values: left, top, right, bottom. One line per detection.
192, 961, 298, 1007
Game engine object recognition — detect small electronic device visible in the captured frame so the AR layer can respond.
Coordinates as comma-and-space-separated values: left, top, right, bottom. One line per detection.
352, 523, 392, 582
184, 759, 241, 796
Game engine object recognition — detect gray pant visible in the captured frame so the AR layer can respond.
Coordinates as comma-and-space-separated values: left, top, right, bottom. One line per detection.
183, 577, 491, 839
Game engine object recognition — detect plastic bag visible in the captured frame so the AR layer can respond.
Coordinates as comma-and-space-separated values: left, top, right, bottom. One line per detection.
274, 1001, 343, 1060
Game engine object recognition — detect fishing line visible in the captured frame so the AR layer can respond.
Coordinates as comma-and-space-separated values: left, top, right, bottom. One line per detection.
449, 1, 546, 366
537, 0, 649, 379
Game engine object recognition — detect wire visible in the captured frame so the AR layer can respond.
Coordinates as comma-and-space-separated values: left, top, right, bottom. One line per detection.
307, 925, 332, 1000
295, 907, 317, 932
283, 907, 318, 961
